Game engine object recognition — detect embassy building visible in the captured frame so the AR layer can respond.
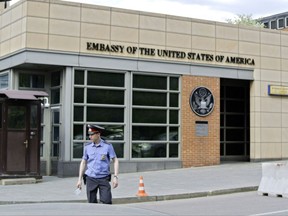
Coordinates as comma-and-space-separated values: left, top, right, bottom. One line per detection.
0, 0, 287, 177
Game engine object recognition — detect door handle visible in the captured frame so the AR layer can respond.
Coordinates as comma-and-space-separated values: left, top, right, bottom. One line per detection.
24, 140, 28, 148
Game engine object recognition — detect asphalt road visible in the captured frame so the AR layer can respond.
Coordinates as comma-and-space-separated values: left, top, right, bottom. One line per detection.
0, 203, 165, 216
1, 191, 288, 216
126, 191, 288, 216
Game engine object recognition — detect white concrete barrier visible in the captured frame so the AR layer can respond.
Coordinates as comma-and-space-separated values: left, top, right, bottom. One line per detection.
1, 178, 36, 185
258, 162, 288, 197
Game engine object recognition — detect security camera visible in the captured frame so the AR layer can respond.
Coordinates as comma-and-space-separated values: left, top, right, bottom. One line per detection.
41, 97, 50, 108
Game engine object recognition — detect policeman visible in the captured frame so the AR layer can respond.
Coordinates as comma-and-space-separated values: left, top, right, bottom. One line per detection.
76, 124, 119, 204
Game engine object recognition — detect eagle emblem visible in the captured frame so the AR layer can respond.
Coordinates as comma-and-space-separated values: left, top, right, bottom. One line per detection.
190, 87, 214, 116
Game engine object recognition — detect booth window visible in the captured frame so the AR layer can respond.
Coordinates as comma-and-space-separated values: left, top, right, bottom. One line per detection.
8, 106, 25, 129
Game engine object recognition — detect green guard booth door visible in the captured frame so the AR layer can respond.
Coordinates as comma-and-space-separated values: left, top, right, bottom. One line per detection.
6, 102, 41, 175
0, 90, 47, 179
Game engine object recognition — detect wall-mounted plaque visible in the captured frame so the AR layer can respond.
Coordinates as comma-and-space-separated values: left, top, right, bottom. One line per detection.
268, 85, 288, 96
190, 87, 214, 117
195, 121, 208, 137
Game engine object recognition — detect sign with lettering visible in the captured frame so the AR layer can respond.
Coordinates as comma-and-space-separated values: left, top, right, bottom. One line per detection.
86, 42, 255, 66
268, 85, 288, 96
195, 121, 208, 137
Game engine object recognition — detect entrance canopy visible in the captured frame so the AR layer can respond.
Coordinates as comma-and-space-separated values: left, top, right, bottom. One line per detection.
0, 90, 48, 100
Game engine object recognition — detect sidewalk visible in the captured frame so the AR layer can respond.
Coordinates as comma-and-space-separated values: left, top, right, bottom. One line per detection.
0, 162, 265, 205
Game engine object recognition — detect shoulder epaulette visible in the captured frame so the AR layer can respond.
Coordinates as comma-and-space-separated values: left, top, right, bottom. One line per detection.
84, 142, 91, 146
103, 139, 111, 145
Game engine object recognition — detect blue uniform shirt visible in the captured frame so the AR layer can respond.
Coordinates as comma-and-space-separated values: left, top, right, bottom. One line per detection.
83, 139, 117, 179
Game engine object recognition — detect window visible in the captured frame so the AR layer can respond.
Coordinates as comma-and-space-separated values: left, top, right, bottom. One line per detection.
270, 20, 277, 29
0, 73, 9, 89
40, 109, 44, 157
51, 71, 61, 87
50, 71, 62, 157
87, 71, 124, 87
132, 74, 180, 158
278, 18, 284, 29
51, 89, 60, 104
72, 69, 181, 160
73, 69, 126, 159
51, 71, 61, 104
19, 74, 45, 89
52, 109, 60, 157
30, 105, 38, 129
8, 106, 25, 129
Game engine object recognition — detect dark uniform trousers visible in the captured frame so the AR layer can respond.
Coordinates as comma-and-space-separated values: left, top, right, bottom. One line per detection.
86, 175, 112, 204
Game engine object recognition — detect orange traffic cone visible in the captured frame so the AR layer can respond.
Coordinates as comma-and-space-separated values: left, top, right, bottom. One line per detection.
136, 176, 148, 197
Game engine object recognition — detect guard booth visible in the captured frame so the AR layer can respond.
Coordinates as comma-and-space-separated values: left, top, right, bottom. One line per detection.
0, 90, 48, 180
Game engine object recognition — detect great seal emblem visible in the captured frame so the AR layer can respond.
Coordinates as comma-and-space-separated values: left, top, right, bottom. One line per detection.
190, 87, 214, 116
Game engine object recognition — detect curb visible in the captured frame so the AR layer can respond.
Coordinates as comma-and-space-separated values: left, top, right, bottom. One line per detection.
114, 186, 258, 204
0, 186, 258, 205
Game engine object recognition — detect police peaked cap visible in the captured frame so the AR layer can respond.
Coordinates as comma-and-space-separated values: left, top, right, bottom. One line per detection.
88, 124, 105, 133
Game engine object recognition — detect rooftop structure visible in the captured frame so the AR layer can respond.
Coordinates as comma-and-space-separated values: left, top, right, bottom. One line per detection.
259, 11, 288, 30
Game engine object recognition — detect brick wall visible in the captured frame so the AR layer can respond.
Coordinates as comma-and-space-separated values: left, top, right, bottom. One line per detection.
181, 75, 220, 167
